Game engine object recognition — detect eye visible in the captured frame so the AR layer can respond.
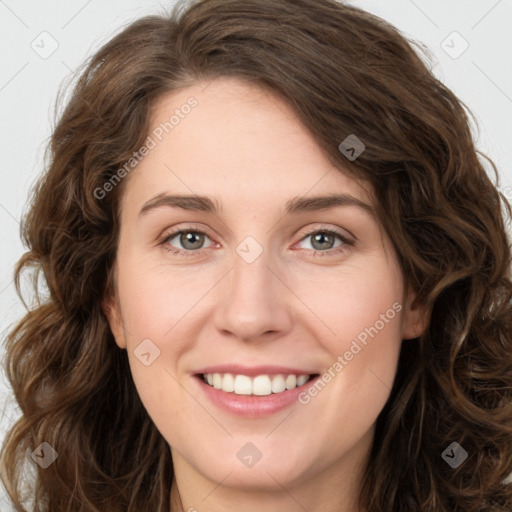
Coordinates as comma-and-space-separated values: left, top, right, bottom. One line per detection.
295, 228, 354, 256
159, 227, 214, 256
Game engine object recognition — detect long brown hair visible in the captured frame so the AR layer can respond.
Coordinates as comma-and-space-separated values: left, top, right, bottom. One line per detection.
2, 0, 511, 510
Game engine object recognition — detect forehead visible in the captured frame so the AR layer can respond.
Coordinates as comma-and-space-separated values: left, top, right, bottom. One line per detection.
120, 77, 374, 216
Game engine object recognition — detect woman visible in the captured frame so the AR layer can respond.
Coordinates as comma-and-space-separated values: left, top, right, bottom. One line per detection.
1, 0, 511, 510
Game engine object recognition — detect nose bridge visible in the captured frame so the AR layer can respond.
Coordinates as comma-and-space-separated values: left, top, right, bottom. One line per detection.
231, 245, 272, 303
213, 239, 292, 340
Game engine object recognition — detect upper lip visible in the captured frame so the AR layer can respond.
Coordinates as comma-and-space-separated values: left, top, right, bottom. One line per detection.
194, 364, 319, 377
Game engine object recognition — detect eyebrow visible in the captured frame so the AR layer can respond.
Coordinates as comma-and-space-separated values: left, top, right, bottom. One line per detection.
138, 192, 374, 218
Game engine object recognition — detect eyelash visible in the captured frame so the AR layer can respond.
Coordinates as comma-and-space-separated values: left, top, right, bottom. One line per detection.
158, 225, 354, 258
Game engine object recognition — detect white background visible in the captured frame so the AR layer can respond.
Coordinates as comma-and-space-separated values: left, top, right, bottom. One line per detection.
1, 0, 511, 507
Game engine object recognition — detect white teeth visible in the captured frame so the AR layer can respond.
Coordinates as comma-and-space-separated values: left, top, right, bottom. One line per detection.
296, 375, 309, 386
222, 373, 235, 392
203, 372, 312, 395
271, 374, 286, 393
213, 373, 222, 389
252, 375, 272, 396
285, 374, 297, 390
234, 375, 252, 395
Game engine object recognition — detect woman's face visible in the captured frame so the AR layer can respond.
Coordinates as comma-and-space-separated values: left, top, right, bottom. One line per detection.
104, 77, 427, 506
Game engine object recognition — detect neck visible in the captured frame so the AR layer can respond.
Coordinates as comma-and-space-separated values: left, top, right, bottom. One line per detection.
170, 478, 185, 512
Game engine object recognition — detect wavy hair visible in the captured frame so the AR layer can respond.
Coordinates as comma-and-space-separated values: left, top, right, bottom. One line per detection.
1, 0, 512, 510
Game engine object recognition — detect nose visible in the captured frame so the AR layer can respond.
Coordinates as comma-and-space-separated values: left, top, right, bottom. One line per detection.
213, 247, 293, 342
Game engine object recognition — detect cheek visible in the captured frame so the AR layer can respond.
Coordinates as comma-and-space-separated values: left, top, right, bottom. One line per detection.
116, 255, 215, 348
291, 257, 405, 350
114, 260, 219, 428
291, 257, 405, 410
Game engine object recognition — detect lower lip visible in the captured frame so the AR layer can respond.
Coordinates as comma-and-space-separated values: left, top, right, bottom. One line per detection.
195, 375, 320, 418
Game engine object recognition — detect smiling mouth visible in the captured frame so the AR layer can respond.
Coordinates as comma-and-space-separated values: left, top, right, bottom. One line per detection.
198, 372, 319, 396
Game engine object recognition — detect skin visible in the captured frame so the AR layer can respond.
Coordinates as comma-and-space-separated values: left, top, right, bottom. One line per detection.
103, 77, 429, 512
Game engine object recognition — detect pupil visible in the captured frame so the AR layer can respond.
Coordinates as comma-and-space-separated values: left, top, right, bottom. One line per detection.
182, 232, 203, 250
312, 233, 333, 250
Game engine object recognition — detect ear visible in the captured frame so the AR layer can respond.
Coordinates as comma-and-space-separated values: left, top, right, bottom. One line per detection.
401, 283, 430, 340
102, 292, 127, 350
